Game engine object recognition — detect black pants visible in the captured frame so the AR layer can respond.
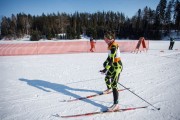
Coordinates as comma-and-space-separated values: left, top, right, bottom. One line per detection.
105, 61, 123, 104
169, 42, 174, 50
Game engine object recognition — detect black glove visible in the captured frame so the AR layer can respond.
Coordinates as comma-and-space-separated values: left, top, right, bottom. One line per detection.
103, 61, 108, 67
100, 68, 107, 74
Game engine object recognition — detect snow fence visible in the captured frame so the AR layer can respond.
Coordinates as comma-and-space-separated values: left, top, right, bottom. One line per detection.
0, 40, 149, 56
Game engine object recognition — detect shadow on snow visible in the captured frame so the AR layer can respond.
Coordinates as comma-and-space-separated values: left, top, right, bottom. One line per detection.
19, 78, 107, 110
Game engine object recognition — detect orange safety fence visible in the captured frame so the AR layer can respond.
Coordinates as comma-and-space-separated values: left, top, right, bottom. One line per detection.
0, 40, 149, 56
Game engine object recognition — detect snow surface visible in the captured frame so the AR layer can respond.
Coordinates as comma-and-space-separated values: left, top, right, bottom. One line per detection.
0, 41, 180, 120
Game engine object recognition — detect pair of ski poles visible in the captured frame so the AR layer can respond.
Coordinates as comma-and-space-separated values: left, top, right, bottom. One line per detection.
118, 82, 160, 111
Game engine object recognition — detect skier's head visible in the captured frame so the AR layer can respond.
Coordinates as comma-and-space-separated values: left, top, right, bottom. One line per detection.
104, 31, 115, 45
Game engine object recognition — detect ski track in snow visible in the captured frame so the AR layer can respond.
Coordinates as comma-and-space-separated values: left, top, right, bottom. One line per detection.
0, 41, 180, 120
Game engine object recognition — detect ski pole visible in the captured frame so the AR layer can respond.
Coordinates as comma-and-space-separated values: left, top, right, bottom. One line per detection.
118, 82, 160, 111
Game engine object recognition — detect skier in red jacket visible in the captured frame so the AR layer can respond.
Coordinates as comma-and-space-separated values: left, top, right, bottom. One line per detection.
90, 36, 96, 52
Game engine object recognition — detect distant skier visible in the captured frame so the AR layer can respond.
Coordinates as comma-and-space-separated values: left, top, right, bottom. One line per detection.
100, 31, 123, 112
169, 37, 175, 50
89, 36, 96, 52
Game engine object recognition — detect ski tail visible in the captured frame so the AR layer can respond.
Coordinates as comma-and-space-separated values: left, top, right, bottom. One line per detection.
60, 106, 148, 118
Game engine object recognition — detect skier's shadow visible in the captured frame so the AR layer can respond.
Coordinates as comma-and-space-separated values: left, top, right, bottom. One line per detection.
19, 78, 107, 110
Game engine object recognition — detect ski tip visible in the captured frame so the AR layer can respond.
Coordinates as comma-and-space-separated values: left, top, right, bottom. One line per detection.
143, 106, 148, 108
52, 114, 60, 117
151, 107, 160, 111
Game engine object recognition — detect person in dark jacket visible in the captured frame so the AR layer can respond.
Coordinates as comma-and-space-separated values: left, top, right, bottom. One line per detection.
169, 37, 175, 50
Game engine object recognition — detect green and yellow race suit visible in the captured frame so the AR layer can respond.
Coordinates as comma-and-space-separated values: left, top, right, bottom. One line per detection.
103, 41, 123, 104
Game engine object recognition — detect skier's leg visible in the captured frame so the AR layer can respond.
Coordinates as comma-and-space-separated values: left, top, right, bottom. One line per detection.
107, 62, 122, 111
111, 64, 122, 104
172, 42, 174, 49
104, 67, 116, 92
170, 42, 173, 50
111, 73, 120, 104
104, 70, 113, 90
107, 71, 121, 111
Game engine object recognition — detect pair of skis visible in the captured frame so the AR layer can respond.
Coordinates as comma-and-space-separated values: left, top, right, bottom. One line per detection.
58, 88, 148, 118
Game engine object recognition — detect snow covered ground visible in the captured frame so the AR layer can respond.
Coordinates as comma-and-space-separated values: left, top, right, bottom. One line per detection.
0, 41, 180, 120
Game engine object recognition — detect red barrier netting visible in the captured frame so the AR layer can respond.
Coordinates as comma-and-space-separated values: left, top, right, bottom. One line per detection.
0, 40, 149, 56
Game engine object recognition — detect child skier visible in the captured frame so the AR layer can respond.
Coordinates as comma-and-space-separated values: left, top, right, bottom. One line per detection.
90, 36, 96, 52
100, 31, 123, 111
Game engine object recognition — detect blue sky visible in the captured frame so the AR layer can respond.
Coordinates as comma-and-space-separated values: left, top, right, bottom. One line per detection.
0, 0, 161, 18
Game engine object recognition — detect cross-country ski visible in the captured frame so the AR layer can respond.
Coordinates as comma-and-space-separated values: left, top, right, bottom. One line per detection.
59, 106, 148, 118
61, 88, 129, 102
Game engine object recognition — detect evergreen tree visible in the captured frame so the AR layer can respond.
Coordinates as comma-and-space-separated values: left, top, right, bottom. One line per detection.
165, 0, 173, 34
1, 17, 9, 37
159, 0, 167, 24
174, 0, 180, 32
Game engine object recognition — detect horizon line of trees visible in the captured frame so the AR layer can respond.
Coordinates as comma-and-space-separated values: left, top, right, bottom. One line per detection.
0, 0, 179, 40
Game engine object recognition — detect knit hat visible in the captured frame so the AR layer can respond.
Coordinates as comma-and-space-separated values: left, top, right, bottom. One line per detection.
104, 31, 115, 44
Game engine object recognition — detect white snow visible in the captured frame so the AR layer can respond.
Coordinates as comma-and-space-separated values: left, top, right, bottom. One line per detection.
0, 41, 180, 120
